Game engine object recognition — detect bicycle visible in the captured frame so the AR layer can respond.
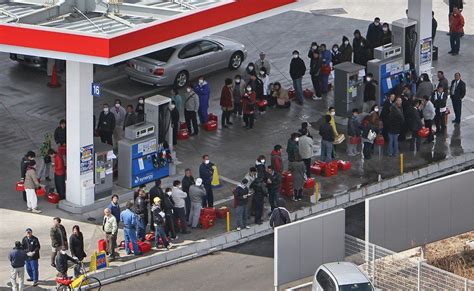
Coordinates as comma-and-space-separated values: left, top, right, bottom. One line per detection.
56, 262, 102, 290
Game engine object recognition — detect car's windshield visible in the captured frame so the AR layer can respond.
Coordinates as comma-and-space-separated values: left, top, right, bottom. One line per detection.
144, 47, 176, 62
339, 282, 374, 291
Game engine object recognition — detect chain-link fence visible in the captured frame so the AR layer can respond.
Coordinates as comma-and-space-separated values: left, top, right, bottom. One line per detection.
345, 235, 474, 290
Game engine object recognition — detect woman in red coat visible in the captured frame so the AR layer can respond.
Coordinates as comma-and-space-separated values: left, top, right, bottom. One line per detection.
49, 149, 66, 200
220, 78, 234, 128
242, 86, 256, 129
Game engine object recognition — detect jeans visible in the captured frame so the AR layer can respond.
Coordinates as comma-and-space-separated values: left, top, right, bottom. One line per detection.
388, 133, 399, 156
320, 140, 333, 162
188, 202, 202, 228
154, 225, 169, 248
452, 98, 462, 123
10, 267, 24, 291
74, 260, 82, 277
322, 74, 329, 93
450, 32, 461, 53
198, 105, 209, 124
347, 139, 358, 155
38, 161, 51, 179
124, 227, 140, 254
136, 216, 146, 241
54, 174, 66, 200
25, 259, 38, 282
268, 189, 278, 211
293, 78, 303, 103
235, 205, 247, 228
174, 207, 188, 233
202, 183, 214, 207
184, 110, 199, 135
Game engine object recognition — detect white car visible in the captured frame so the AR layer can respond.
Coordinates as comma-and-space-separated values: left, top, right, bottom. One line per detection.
312, 262, 375, 291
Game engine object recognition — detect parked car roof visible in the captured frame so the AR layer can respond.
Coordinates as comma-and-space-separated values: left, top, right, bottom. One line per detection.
323, 262, 370, 285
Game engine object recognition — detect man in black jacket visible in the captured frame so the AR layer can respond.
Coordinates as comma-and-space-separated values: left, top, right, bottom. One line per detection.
266, 165, 281, 212
309, 50, 323, 100
199, 155, 215, 207
55, 250, 78, 278
432, 84, 448, 134
123, 105, 137, 130
319, 115, 335, 162
366, 17, 384, 53
387, 97, 405, 156
181, 169, 194, 221
234, 179, 250, 230
54, 119, 66, 146
97, 103, 116, 145
289, 50, 306, 104
22, 228, 40, 286
134, 189, 148, 241
50, 217, 68, 268
405, 100, 424, 152
160, 187, 177, 240
149, 179, 164, 232
363, 73, 377, 112
450, 72, 466, 124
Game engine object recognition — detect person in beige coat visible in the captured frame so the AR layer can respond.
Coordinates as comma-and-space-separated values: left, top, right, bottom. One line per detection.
271, 82, 291, 108
103, 208, 118, 259
24, 160, 42, 213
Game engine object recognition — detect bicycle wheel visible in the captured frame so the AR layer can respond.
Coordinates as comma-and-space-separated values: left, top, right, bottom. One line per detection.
57, 284, 72, 291
78, 276, 101, 290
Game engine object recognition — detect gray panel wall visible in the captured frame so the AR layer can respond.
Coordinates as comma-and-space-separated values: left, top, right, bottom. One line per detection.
274, 209, 345, 288
366, 170, 474, 252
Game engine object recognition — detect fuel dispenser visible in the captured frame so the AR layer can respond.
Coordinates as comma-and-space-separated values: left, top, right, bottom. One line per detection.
333, 62, 365, 116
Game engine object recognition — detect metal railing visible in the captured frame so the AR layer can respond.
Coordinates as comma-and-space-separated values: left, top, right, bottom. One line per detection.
345, 235, 474, 290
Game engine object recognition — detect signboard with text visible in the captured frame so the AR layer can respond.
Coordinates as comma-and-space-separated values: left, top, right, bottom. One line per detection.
80, 144, 94, 174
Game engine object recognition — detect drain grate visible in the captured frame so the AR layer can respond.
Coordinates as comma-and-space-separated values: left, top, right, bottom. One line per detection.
310, 8, 347, 16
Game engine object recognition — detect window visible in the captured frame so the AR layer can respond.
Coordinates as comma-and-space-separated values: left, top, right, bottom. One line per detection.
199, 40, 220, 54
316, 270, 336, 291
178, 42, 202, 59
144, 47, 176, 62
339, 283, 374, 291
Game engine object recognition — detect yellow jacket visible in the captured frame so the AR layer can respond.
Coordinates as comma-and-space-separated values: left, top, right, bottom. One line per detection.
326, 112, 339, 136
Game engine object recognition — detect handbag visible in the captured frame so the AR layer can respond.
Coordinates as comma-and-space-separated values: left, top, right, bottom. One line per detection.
367, 130, 377, 142
321, 64, 331, 75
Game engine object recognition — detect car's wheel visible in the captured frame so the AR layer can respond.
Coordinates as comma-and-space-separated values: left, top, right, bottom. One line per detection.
174, 71, 188, 88
229, 52, 243, 70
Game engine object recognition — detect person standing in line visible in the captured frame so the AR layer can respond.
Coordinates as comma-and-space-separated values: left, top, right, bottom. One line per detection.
288, 153, 306, 201
134, 189, 148, 241
120, 201, 141, 256
270, 145, 283, 174
298, 129, 314, 178
161, 187, 177, 240
258, 68, 270, 113
266, 165, 281, 212
232, 75, 246, 117
170, 88, 183, 118
48, 149, 66, 200
432, 84, 448, 135
353, 29, 369, 67
111, 99, 126, 149
50, 217, 68, 267
251, 176, 266, 225
184, 85, 200, 136
450, 72, 466, 124
54, 119, 66, 147
97, 103, 116, 145
405, 100, 423, 152
331, 44, 342, 66
151, 197, 170, 250
241, 85, 256, 129
448, 7, 464, 55
123, 105, 137, 130
9, 241, 27, 291
309, 50, 323, 100
319, 44, 332, 94
422, 95, 436, 143
381, 23, 392, 45
255, 52, 271, 75
437, 71, 449, 94
416, 74, 434, 99
363, 73, 377, 113
148, 180, 163, 232
286, 133, 300, 163
271, 82, 291, 108
69, 225, 86, 278
347, 109, 361, 156
339, 36, 353, 63
193, 76, 210, 124
432, 11, 438, 44
199, 155, 215, 207
107, 194, 120, 255
289, 50, 306, 105
21, 228, 40, 286
299, 122, 313, 139
269, 199, 291, 228
366, 17, 384, 55
135, 97, 145, 123
319, 115, 335, 162
20, 151, 36, 202
171, 180, 190, 234
235, 179, 251, 231
220, 78, 234, 128
244, 62, 257, 82
24, 160, 42, 213
181, 170, 194, 222
169, 101, 179, 145
188, 178, 206, 229
387, 97, 404, 157
103, 208, 117, 260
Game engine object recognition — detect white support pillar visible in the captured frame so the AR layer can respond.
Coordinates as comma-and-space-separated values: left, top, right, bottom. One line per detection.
408, 0, 433, 75
66, 61, 95, 206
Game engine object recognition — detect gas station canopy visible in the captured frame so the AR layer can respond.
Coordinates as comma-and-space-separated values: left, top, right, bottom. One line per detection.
0, 0, 308, 65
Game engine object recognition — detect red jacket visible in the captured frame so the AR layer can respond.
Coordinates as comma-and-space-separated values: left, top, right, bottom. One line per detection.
220, 85, 233, 108
270, 150, 283, 174
450, 13, 464, 33
241, 92, 256, 114
54, 154, 65, 176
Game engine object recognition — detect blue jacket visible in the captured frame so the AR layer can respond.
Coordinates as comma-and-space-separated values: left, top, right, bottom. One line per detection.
9, 247, 27, 268
120, 209, 138, 229
321, 50, 332, 65
108, 202, 121, 223
193, 82, 210, 109
199, 162, 214, 185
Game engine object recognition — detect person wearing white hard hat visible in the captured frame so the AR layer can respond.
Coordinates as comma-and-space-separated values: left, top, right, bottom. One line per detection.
151, 197, 171, 250
188, 178, 207, 228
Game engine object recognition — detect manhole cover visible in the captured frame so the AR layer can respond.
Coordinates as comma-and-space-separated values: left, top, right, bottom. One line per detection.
310, 8, 347, 16
87, 217, 96, 222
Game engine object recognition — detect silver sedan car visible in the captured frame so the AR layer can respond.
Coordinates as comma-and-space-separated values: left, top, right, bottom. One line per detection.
125, 36, 247, 88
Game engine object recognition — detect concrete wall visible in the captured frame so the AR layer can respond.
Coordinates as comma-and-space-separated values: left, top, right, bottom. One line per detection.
274, 209, 345, 288
366, 170, 474, 252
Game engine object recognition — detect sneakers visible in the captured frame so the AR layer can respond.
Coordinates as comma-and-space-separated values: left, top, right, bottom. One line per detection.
245, 226, 251, 229
33, 281, 39, 286
27, 208, 32, 211
312, 96, 322, 100
27, 279, 33, 282
31, 209, 42, 214
236, 227, 241, 231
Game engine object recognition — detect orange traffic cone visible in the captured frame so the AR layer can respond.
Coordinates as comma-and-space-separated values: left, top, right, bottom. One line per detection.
47, 64, 61, 88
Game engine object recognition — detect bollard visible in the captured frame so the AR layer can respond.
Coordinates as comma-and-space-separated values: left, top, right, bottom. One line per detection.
226, 211, 230, 232
400, 153, 404, 175
315, 182, 319, 203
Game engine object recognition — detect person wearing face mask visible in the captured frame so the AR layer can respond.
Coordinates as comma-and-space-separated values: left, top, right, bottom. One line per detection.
381, 23, 392, 45
366, 17, 384, 55
232, 74, 246, 117
184, 86, 200, 136
188, 178, 206, 229
331, 44, 342, 66
97, 103, 116, 145
288, 153, 305, 201
171, 180, 190, 234
265, 165, 281, 212
347, 109, 361, 156
298, 122, 313, 139
339, 36, 353, 63
242, 85, 256, 129
307, 41, 319, 59
111, 99, 126, 149
234, 178, 251, 231
326, 107, 339, 137
255, 52, 271, 75
258, 67, 270, 113
422, 95, 435, 143
199, 155, 215, 207
319, 44, 332, 94
244, 62, 256, 82
160, 187, 177, 240
286, 132, 300, 163
363, 73, 377, 113
136, 97, 145, 123
289, 50, 306, 105
220, 78, 234, 128
415, 73, 434, 100
368, 105, 382, 130
255, 155, 267, 178
353, 29, 370, 67
24, 160, 42, 214
298, 129, 314, 177
381, 93, 396, 141
448, 7, 464, 55
405, 100, 424, 152
120, 201, 141, 255
170, 88, 183, 119
319, 115, 335, 162
309, 50, 323, 100
123, 104, 137, 130
169, 101, 179, 145
271, 82, 290, 108
193, 76, 210, 124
